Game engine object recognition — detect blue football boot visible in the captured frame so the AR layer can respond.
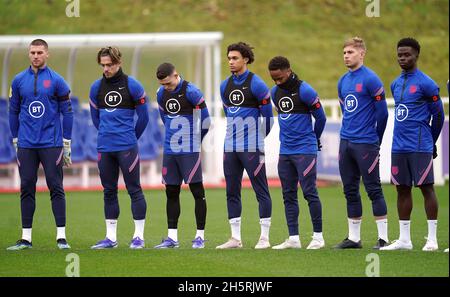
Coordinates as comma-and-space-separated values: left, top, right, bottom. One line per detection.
91, 238, 118, 249
154, 237, 179, 249
6, 239, 32, 251
192, 237, 206, 249
129, 237, 145, 249
57, 238, 71, 249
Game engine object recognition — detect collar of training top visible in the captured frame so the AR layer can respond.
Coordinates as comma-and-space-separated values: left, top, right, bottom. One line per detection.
278, 72, 300, 92
103, 67, 125, 83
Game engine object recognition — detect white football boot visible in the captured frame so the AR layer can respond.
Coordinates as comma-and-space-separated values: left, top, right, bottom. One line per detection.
380, 239, 413, 251
216, 238, 242, 249
272, 238, 301, 250
254, 237, 271, 249
422, 237, 438, 252
306, 237, 325, 250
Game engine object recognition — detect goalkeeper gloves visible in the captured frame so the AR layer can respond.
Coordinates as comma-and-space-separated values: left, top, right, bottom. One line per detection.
63, 138, 72, 167
12, 138, 18, 154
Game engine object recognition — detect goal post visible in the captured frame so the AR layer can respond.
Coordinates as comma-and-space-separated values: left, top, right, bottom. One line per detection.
0, 32, 223, 116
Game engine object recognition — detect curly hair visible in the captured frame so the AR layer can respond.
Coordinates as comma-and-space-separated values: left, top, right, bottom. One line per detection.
227, 42, 255, 64
397, 37, 420, 54
268, 56, 291, 71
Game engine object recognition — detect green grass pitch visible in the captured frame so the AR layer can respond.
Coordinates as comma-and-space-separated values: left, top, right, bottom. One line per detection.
0, 185, 448, 277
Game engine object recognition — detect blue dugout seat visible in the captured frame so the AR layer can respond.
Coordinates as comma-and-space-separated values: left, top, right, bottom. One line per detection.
0, 97, 16, 163
70, 97, 87, 163
82, 108, 98, 162
137, 104, 163, 161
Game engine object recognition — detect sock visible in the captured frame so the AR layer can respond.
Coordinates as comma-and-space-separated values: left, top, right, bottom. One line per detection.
133, 219, 145, 240
348, 218, 361, 242
195, 229, 205, 240
399, 220, 411, 243
260, 217, 271, 239
376, 218, 388, 242
168, 228, 178, 242
229, 217, 241, 241
313, 232, 323, 241
106, 219, 118, 242
22, 228, 32, 242
56, 227, 66, 240
289, 235, 300, 242
427, 220, 437, 242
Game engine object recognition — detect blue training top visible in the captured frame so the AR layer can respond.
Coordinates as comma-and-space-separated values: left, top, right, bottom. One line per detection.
391, 68, 444, 153
9, 66, 73, 148
271, 79, 326, 155
157, 78, 210, 154
89, 68, 149, 153
338, 65, 388, 145
220, 69, 273, 152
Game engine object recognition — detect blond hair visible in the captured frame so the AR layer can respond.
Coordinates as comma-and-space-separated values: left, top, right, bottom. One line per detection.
343, 37, 366, 51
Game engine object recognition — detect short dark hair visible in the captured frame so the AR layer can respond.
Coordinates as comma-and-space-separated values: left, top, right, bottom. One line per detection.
268, 56, 291, 71
156, 63, 176, 80
397, 37, 420, 54
227, 42, 255, 64
97, 46, 122, 64
29, 39, 48, 49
